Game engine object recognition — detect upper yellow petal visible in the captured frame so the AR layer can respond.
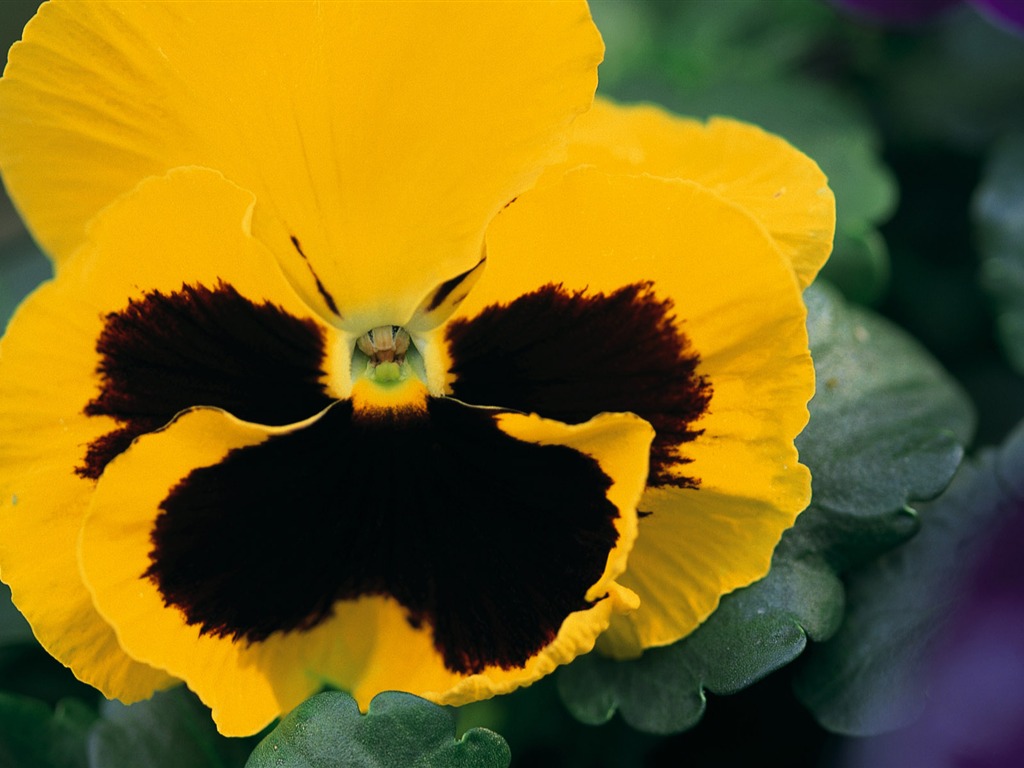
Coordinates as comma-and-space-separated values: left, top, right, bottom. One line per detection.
0, 0, 603, 327
548, 98, 835, 289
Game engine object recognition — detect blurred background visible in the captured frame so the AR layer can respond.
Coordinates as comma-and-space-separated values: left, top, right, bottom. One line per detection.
2, 1, 1023, 766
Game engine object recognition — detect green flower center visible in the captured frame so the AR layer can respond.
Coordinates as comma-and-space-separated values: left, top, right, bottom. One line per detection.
354, 325, 425, 386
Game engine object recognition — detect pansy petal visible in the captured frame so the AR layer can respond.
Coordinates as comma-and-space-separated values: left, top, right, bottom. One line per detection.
594, 484, 810, 656
454, 169, 815, 654
549, 99, 835, 289
78, 408, 374, 736
80, 400, 653, 736
0, 463, 173, 700
0, 169, 338, 697
0, 1, 603, 328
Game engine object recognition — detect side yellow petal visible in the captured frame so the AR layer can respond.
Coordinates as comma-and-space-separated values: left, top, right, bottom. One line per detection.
0, 462, 174, 700
0, 0, 603, 328
466, 169, 816, 655
549, 99, 835, 289
0, 168, 336, 700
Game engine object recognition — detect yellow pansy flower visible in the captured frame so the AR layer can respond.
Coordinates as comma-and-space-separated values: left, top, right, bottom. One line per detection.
0, 1, 833, 737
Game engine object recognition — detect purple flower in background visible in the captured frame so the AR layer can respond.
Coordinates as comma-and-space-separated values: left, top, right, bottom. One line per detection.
833, 0, 1024, 31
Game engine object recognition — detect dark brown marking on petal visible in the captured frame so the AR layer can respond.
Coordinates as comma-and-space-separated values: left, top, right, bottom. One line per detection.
289, 235, 340, 316
425, 258, 485, 313
446, 282, 712, 488
146, 398, 620, 674
77, 281, 333, 479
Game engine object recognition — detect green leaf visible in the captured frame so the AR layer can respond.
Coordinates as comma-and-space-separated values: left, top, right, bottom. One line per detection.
557, 282, 973, 734
0, 694, 96, 768
794, 419, 1024, 735
87, 687, 244, 768
975, 132, 1024, 375
797, 283, 974, 525
557, 555, 840, 735
245, 692, 510, 768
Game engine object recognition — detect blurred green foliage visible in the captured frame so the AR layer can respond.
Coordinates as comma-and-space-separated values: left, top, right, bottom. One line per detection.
794, 421, 1024, 736
976, 133, 1024, 374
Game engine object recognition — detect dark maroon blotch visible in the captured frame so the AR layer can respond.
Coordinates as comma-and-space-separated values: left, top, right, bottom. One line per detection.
78, 281, 333, 479
446, 282, 712, 487
146, 398, 620, 674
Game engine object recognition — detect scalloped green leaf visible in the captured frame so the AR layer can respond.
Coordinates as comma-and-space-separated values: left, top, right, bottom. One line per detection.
557, 553, 842, 735
245, 692, 510, 768
797, 283, 974, 525
87, 687, 248, 768
557, 282, 973, 734
0, 694, 95, 768
975, 132, 1024, 375
794, 420, 1024, 736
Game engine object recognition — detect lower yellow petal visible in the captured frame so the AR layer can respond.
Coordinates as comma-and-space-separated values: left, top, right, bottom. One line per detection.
352, 408, 653, 709
350, 583, 639, 710
80, 403, 652, 736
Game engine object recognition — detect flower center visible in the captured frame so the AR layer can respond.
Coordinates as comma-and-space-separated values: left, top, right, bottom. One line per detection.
356, 325, 410, 381
353, 324, 428, 389
351, 324, 429, 415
